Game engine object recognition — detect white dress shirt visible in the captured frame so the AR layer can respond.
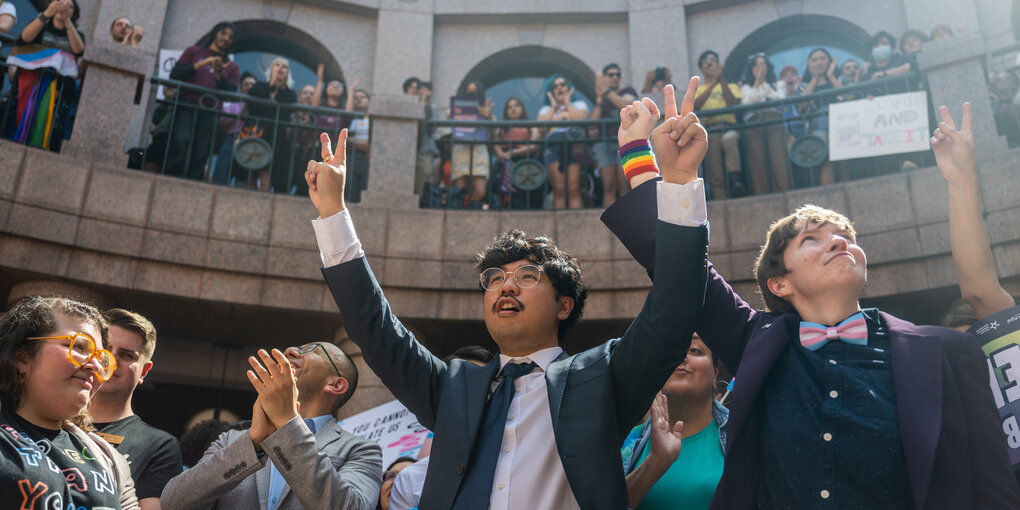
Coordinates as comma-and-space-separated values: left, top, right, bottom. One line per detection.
311, 177, 705, 509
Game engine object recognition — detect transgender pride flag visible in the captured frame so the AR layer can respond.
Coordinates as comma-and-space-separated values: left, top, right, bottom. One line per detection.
7, 47, 79, 78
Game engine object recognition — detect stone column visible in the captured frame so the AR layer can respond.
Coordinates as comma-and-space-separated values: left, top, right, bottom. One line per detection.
357, 93, 423, 209
7, 280, 112, 310
627, 1, 689, 91
915, 34, 1007, 153
371, 6, 434, 94
65, 41, 154, 163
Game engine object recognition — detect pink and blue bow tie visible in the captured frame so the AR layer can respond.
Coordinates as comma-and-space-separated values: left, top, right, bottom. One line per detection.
799, 312, 868, 351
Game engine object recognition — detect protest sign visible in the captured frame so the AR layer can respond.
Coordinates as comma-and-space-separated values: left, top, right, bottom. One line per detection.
337, 399, 430, 468
970, 304, 1020, 469
451, 96, 487, 141
157, 49, 183, 100
828, 91, 930, 161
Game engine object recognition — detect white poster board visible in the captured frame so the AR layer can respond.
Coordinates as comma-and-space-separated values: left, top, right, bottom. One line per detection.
337, 400, 431, 468
156, 49, 184, 100
828, 91, 930, 161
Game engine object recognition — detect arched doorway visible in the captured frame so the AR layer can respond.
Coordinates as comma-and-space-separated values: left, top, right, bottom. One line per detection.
231, 19, 345, 93
459, 45, 596, 120
722, 15, 870, 83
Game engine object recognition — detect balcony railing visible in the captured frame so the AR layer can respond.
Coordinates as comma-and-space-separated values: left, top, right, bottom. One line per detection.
136, 76, 366, 197
425, 72, 932, 210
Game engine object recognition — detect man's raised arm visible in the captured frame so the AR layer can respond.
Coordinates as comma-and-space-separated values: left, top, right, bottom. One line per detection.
307, 131, 447, 428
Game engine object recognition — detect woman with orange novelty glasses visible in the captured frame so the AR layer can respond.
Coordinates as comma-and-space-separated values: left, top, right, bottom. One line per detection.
0, 296, 139, 509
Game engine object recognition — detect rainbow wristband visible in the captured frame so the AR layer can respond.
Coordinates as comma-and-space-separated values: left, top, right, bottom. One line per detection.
619, 140, 659, 181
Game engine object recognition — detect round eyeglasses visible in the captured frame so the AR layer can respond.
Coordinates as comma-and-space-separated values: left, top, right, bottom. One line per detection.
26, 333, 117, 381
479, 264, 543, 291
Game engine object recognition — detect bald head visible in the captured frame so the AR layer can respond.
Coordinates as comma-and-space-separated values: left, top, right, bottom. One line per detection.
319, 342, 359, 411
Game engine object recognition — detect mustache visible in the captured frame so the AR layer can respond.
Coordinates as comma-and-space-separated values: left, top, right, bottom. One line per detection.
492, 296, 524, 313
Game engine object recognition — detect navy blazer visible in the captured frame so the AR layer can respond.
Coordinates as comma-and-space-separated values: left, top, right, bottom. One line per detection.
322, 220, 708, 509
602, 179, 1020, 509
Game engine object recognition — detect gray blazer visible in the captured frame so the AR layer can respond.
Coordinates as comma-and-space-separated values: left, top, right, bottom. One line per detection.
161, 415, 382, 510
323, 220, 708, 509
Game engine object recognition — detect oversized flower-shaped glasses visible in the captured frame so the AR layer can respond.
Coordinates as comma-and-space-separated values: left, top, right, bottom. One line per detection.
26, 332, 117, 381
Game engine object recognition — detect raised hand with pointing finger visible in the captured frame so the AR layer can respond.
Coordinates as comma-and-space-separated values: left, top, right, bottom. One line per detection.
306, 129, 348, 219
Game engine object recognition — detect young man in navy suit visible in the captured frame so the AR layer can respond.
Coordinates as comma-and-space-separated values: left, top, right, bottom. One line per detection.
302, 92, 708, 509
602, 88, 1020, 508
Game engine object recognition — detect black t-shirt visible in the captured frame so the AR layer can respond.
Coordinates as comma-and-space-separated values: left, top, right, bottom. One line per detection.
95, 416, 182, 500
18, 23, 86, 56
0, 408, 121, 509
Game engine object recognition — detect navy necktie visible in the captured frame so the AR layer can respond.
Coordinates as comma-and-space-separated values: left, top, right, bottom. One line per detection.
451, 361, 537, 509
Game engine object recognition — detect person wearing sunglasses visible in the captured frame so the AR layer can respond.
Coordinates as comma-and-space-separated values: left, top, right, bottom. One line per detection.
537, 74, 591, 209
0, 296, 139, 509
592, 63, 638, 207
161, 341, 382, 510
306, 118, 707, 509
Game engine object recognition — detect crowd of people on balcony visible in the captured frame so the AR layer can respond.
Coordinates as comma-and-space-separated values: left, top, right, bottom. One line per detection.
0, 8, 1018, 206
1, 7, 1020, 510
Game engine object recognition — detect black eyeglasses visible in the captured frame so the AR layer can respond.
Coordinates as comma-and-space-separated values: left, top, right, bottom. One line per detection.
296, 343, 342, 378
606, 72, 621, 78
553, 82, 568, 89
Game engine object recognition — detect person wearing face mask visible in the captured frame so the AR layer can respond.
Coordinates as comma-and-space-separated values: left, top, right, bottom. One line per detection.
862, 31, 915, 84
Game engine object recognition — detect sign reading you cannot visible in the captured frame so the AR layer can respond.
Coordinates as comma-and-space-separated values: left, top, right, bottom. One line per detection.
337, 399, 431, 468
828, 91, 930, 161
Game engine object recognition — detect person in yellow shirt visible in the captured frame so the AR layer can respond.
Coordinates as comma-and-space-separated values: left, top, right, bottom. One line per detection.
694, 50, 743, 199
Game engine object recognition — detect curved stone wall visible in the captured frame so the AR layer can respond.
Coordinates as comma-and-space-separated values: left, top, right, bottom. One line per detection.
3, 139, 1018, 322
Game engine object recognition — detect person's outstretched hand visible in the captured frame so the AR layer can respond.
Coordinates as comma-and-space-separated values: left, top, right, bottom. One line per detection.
651, 77, 708, 185
306, 130, 348, 219
931, 102, 975, 184
647, 393, 683, 467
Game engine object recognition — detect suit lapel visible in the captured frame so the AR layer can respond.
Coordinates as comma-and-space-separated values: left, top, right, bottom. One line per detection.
885, 312, 942, 509
726, 315, 795, 453
544, 351, 571, 429
276, 419, 342, 508
256, 460, 271, 510
464, 357, 500, 447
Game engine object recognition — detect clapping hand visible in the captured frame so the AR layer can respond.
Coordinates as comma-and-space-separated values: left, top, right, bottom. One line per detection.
651, 78, 708, 185
246, 349, 299, 445
931, 103, 975, 184
306, 130, 348, 219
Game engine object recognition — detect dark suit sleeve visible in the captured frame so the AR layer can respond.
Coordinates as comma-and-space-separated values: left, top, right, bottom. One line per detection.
608, 220, 708, 434
322, 257, 447, 430
955, 335, 1020, 508
601, 178, 760, 373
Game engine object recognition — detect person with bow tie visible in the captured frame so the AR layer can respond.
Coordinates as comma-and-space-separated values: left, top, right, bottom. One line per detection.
601, 87, 1020, 509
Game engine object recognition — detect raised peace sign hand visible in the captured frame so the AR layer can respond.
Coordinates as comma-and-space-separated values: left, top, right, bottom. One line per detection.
649, 77, 708, 186
306, 130, 348, 219
931, 102, 975, 184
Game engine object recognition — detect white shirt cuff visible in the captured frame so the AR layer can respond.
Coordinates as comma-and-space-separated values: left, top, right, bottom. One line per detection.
657, 179, 708, 227
311, 209, 365, 268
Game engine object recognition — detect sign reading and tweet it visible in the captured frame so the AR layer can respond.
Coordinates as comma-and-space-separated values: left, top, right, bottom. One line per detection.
828, 91, 930, 161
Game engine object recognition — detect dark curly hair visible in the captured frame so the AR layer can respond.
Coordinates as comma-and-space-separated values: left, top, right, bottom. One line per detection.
475, 230, 587, 341
0, 296, 109, 417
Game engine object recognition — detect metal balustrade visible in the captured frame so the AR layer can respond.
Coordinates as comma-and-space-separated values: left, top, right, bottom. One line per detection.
424, 72, 932, 210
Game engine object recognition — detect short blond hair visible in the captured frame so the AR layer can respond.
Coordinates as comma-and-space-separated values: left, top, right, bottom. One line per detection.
753, 205, 856, 314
